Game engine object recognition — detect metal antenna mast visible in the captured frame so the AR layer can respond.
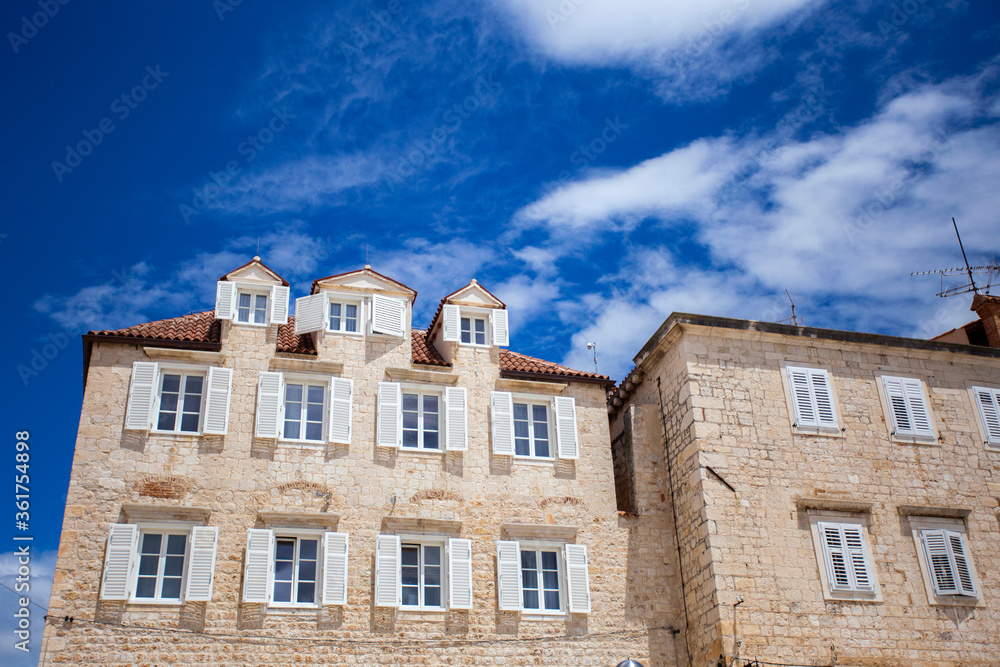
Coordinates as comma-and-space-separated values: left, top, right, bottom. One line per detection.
776, 290, 802, 326
910, 218, 998, 297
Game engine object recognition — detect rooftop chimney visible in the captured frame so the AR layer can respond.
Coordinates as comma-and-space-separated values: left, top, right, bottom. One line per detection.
971, 294, 1000, 349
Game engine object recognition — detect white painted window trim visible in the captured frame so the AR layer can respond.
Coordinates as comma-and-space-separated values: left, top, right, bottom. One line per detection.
458, 308, 491, 347
150, 368, 207, 436
516, 540, 568, 616
399, 385, 445, 452
909, 516, 982, 606
807, 512, 881, 602
126, 521, 206, 605
326, 292, 365, 336
278, 374, 330, 445
268, 528, 324, 609
398, 536, 447, 612
876, 374, 938, 443
511, 395, 555, 460
234, 286, 272, 327
969, 385, 1000, 448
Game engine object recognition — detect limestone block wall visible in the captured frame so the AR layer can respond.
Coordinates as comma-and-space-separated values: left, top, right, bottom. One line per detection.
41, 321, 654, 666
616, 323, 1000, 666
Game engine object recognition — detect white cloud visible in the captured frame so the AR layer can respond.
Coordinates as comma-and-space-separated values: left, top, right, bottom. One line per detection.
0, 549, 57, 667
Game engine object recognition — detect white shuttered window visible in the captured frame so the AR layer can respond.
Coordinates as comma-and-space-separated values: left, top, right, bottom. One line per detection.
448, 538, 473, 610
202, 367, 233, 435
920, 529, 978, 598
328, 377, 354, 444
125, 361, 159, 431
786, 366, 838, 429
377, 382, 402, 448
375, 535, 402, 607
491, 391, 515, 455
817, 522, 875, 594
444, 387, 468, 451
321, 532, 350, 606
371, 295, 406, 338
255, 372, 284, 438
972, 386, 1000, 445
881, 375, 934, 438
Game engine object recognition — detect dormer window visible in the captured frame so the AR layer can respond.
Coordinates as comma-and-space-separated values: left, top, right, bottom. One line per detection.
237, 290, 269, 325
328, 300, 360, 334
461, 316, 487, 346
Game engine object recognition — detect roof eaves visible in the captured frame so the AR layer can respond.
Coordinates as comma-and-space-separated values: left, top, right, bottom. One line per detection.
311, 267, 417, 299
219, 258, 290, 286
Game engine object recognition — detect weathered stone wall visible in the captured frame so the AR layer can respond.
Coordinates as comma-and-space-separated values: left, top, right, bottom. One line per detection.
616, 323, 1000, 666
41, 320, 664, 666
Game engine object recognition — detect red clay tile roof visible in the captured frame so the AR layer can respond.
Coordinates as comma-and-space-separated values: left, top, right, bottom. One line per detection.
88, 310, 221, 344
500, 349, 611, 383
277, 317, 317, 355
411, 329, 449, 366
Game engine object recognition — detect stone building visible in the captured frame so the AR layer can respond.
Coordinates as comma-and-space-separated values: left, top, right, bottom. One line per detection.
40, 259, 670, 666
608, 296, 1000, 666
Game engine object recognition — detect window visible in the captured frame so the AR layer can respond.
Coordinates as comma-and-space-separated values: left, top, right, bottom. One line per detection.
496, 541, 590, 614
242, 529, 349, 607
401, 542, 444, 609
273, 536, 319, 605
785, 365, 838, 430
125, 362, 233, 435
513, 401, 551, 458
155, 372, 204, 433
971, 386, 1000, 446
402, 391, 440, 450
809, 517, 879, 600
237, 290, 269, 324
461, 316, 487, 345
328, 301, 360, 333
98, 523, 219, 604
491, 392, 579, 459
374, 535, 472, 610
909, 517, 980, 603
283, 382, 326, 442
880, 375, 934, 438
135, 531, 187, 601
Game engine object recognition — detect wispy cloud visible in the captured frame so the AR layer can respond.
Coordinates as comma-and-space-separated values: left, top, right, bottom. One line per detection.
0, 549, 57, 667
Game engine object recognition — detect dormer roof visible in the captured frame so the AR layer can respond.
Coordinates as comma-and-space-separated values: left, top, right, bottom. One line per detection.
219, 257, 289, 286
311, 265, 416, 301
427, 279, 506, 337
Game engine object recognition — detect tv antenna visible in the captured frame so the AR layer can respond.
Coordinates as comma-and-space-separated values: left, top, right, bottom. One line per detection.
775, 290, 802, 326
910, 218, 998, 297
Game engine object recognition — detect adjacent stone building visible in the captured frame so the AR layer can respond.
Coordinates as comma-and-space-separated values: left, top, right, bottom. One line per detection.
609, 298, 1000, 666
40, 259, 670, 666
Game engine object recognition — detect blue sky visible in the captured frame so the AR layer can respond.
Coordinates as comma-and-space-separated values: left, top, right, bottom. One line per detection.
3, 1, 1000, 663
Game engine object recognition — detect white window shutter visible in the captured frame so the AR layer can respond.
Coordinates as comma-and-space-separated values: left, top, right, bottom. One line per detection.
842, 525, 874, 593
788, 367, 817, 427
973, 387, 1000, 444
124, 361, 159, 431
376, 382, 401, 448
811, 369, 838, 428
490, 391, 515, 456
99, 524, 138, 600
202, 367, 233, 435
375, 535, 401, 607
904, 378, 933, 437
947, 531, 977, 597
564, 544, 591, 613
882, 376, 913, 434
242, 528, 275, 603
255, 371, 284, 439
491, 309, 510, 347
554, 396, 579, 459
371, 294, 406, 338
921, 529, 958, 595
321, 532, 350, 606
819, 522, 852, 592
328, 377, 353, 444
447, 538, 473, 610
294, 293, 326, 335
444, 386, 468, 451
270, 285, 290, 325
496, 540, 522, 611
442, 304, 460, 342
215, 281, 237, 320
184, 526, 219, 602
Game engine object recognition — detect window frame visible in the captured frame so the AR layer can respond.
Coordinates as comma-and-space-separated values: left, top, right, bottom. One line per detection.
398, 537, 447, 612
969, 385, 1000, 449
909, 516, 982, 606
517, 541, 566, 615
326, 296, 363, 336
781, 363, 841, 434
400, 387, 443, 451
269, 531, 322, 609
807, 513, 881, 602
512, 398, 554, 460
279, 376, 328, 445
878, 374, 937, 442
235, 287, 271, 326
151, 369, 207, 435
128, 523, 193, 605
460, 313, 489, 346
